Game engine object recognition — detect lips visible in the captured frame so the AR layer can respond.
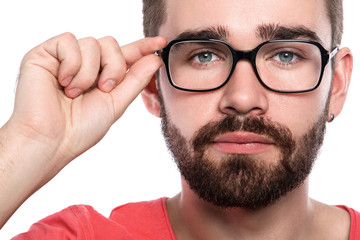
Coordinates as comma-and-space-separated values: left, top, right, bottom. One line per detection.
211, 132, 275, 154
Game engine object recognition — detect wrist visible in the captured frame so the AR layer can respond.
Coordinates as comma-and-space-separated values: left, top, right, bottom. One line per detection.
0, 121, 66, 228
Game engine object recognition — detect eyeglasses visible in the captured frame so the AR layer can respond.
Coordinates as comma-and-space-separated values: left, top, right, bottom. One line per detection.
160, 39, 339, 93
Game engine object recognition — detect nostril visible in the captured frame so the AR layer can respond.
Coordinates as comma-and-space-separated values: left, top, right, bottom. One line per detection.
221, 105, 266, 117
222, 106, 240, 116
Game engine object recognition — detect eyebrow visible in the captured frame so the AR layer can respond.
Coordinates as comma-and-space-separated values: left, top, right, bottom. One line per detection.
173, 23, 322, 44
174, 26, 229, 41
256, 23, 322, 43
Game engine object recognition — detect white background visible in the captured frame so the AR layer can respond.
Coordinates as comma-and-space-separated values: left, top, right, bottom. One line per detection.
0, 0, 359, 238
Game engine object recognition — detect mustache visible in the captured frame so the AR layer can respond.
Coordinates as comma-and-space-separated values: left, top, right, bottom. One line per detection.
191, 115, 296, 155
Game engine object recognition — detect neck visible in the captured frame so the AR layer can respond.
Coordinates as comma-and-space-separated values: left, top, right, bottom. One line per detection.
166, 178, 316, 240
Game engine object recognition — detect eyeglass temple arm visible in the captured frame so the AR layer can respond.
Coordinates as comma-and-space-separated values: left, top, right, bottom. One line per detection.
329, 46, 339, 61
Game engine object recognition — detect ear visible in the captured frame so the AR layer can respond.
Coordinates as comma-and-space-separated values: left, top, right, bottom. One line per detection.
327, 47, 353, 121
141, 75, 161, 118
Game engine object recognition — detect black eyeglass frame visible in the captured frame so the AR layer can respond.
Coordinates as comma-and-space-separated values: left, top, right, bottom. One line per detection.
160, 39, 339, 93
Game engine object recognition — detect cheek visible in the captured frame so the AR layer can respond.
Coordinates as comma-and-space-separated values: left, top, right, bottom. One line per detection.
270, 89, 330, 139
159, 68, 221, 140
270, 65, 333, 138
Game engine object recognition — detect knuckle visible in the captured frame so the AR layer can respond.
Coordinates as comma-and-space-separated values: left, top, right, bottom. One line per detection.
59, 32, 77, 42
101, 36, 119, 46
79, 37, 101, 50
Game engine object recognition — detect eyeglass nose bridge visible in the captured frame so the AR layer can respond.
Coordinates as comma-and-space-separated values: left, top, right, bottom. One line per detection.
228, 48, 259, 76
231, 48, 258, 69
234, 50, 253, 61
224, 47, 270, 92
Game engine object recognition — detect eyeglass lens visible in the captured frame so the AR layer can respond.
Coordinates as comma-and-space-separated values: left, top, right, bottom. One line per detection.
167, 40, 322, 92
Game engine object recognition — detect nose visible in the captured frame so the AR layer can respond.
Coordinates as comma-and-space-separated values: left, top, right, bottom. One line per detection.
218, 60, 269, 116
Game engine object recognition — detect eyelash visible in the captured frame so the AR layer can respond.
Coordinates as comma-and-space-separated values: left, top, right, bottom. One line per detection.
187, 49, 223, 66
267, 49, 305, 66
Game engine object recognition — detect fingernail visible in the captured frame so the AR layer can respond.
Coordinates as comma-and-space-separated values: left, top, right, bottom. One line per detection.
61, 76, 73, 87
67, 88, 82, 98
102, 80, 115, 92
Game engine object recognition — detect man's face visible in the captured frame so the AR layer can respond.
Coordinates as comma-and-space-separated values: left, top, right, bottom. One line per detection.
157, 0, 333, 209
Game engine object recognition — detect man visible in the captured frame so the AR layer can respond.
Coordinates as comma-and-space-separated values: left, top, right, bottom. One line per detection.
0, 0, 358, 239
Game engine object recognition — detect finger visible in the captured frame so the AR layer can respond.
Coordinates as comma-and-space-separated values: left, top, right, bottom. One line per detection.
64, 37, 101, 98
110, 53, 163, 119
121, 36, 167, 68
27, 32, 82, 87
97, 36, 127, 93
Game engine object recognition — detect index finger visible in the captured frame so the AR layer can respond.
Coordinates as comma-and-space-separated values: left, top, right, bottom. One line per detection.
121, 36, 167, 67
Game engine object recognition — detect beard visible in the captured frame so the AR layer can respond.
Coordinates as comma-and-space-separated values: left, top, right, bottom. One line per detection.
160, 103, 327, 210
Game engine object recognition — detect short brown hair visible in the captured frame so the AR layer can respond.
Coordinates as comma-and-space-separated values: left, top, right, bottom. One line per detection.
142, 0, 343, 47
142, 0, 167, 38
325, 0, 343, 47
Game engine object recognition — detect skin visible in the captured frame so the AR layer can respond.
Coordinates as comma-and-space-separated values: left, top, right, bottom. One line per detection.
0, 34, 167, 227
0, 0, 353, 239
141, 0, 353, 239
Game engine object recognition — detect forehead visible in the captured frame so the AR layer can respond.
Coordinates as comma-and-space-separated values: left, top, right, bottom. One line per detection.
160, 0, 331, 48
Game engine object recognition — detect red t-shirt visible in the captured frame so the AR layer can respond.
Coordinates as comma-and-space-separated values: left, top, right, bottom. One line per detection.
12, 198, 360, 239
338, 205, 360, 240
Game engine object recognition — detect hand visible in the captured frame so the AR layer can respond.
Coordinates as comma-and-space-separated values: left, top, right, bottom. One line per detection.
14, 32, 166, 170
0, 33, 166, 227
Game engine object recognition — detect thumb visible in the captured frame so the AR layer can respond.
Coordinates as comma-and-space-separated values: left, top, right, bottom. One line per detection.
110, 53, 164, 120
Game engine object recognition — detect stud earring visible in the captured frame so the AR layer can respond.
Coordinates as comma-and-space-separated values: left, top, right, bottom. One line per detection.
329, 113, 335, 122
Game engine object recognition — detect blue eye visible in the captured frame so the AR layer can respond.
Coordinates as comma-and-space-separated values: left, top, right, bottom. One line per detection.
277, 52, 295, 62
196, 52, 219, 63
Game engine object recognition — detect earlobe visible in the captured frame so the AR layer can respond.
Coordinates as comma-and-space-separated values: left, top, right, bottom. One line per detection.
141, 75, 161, 118
327, 47, 353, 121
